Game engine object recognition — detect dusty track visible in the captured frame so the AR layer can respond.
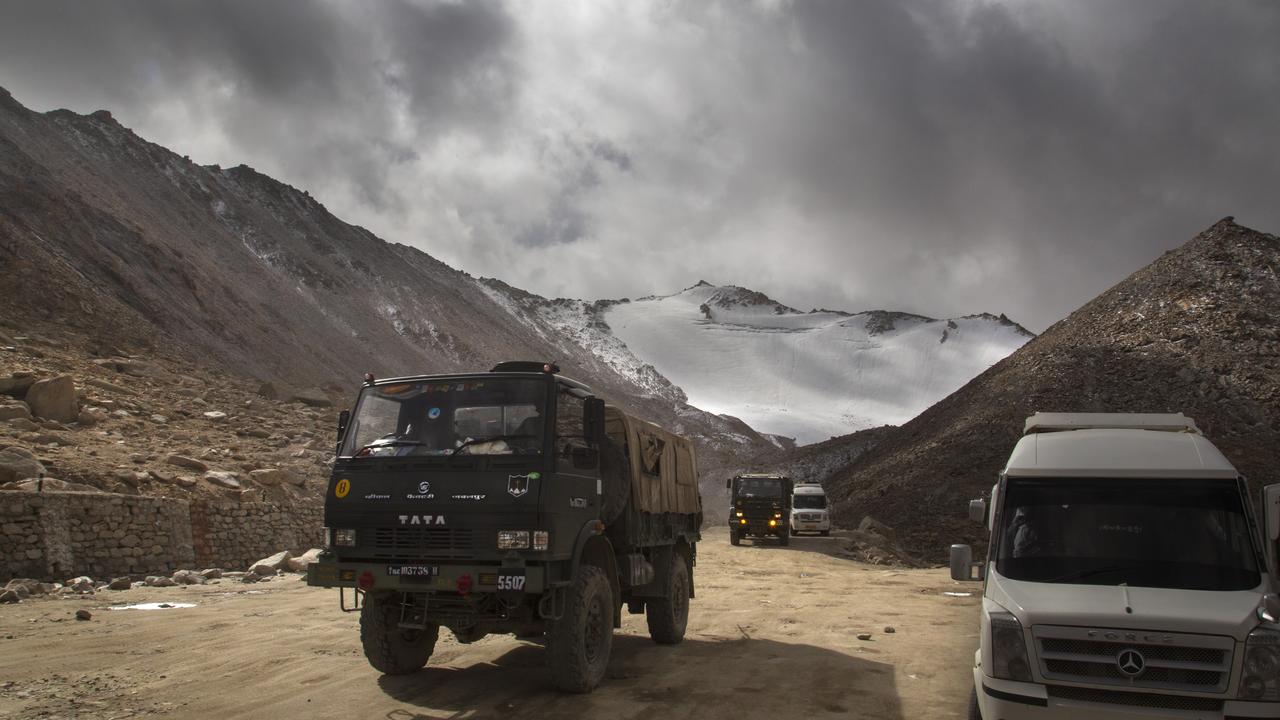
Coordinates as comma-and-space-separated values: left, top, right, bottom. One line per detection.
0, 528, 980, 719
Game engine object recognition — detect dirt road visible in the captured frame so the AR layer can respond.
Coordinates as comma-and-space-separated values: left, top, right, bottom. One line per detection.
0, 528, 980, 719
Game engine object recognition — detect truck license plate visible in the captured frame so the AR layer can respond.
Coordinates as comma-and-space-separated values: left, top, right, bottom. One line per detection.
497, 568, 526, 598
386, 565, 438, 582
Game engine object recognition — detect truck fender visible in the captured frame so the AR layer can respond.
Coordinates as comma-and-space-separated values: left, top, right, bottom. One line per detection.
570, 521, 622, 628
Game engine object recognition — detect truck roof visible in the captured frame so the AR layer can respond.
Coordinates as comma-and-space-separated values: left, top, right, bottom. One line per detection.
367, 371, 593, 393
1023, 412, 1200, 435
1004, 428, 1239, 479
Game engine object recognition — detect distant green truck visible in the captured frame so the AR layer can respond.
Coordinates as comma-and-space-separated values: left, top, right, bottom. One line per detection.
306, 362, 703, 693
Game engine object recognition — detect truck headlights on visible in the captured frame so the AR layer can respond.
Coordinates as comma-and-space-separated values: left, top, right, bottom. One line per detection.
333, 528, 357, 547
532, 530, 550, 551
1239, 628, 1280, 701
990, 613, 1033, 682
498, 530, 530, 550
735, 511, 743, 517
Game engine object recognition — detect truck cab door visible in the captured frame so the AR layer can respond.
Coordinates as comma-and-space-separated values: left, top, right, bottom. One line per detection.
542, 386, 601, 546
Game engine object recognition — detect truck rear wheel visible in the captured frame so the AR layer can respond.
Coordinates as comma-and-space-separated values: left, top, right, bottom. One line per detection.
546, 565, 613, 693
646, 553, 689, 644
359, 594, 439, 675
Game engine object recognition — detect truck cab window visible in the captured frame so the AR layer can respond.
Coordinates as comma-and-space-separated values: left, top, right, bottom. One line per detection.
555, 389, 593, 471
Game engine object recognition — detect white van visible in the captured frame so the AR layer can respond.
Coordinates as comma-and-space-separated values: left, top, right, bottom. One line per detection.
791, 482, 831, 536
952, 413, 1279, 720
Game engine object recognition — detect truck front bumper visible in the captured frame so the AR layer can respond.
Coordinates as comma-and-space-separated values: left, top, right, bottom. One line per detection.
974, 669, 1280, 720
306, 555, 548, 595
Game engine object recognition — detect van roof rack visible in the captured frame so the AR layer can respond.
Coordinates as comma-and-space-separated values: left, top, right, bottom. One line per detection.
1023, 412, 1200, 436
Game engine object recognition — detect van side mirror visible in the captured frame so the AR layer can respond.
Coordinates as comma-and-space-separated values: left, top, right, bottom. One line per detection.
968, 499, 987, 524
582, 398, 606, 443
1261, 593, 1280, 624
950, 544, 984, 582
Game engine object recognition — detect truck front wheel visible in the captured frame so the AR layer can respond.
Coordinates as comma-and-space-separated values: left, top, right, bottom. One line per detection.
359, 593, 439, 675
778, 529, 790, 546
546, 565, 613, 693
646, 553, 689, 644
729, 529, 740, 546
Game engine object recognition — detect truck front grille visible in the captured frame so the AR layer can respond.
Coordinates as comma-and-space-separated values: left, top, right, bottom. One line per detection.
1034, 626, 1233, 695
371, 527, 476, 558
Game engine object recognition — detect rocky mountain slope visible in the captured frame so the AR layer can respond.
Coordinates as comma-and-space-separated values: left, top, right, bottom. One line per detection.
0, 86, 776, 497
825, 218, 1280, 558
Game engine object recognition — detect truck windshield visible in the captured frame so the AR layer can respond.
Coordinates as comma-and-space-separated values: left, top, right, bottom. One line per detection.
794, 495, 827, 509
737, 478, 782, 498
341, 378, 547, 457
996, 478, 1260, 591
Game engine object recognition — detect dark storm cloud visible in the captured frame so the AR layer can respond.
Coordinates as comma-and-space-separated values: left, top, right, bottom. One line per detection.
1, 0, 1278, 330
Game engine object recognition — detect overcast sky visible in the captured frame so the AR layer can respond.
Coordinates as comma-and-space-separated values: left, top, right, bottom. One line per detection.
2, 0, 1278, 331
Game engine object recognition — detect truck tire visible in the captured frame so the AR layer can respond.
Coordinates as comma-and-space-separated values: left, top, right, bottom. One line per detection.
778, 529, 789, 546
968, 685, 983, 720
729, 529, 740, 546
645, 553, 689, 645
546, 565, 613, 693
360, 594, 438, 675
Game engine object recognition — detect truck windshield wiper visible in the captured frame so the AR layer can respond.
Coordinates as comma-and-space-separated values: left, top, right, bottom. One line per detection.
450, 434, 536, 456
1046, 565, 1133, 583
356, 439, 426, 456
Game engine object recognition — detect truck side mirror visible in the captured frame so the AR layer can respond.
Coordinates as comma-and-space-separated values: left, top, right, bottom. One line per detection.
968, 498, 987, 524
582, 398, 606, 443
1264, 484, 1280, 582
725, 478, 732, 489
950, 544, 984, 582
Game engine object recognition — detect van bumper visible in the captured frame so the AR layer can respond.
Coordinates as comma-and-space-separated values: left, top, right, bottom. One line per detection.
973, 669, 1280, 720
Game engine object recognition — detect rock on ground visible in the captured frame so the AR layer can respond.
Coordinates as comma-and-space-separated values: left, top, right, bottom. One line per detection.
249, 550, 292, 576
171, 570, 206, 585
24, 375, 79, 423
0, 400, 31, 421
0, 447, 45, 484
108, 577, 132, 590
204, 470, 241, 489
286, 548, 323, 572
165, 454, 209, 472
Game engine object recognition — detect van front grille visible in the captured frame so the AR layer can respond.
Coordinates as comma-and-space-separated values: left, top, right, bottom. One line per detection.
1033, 626, 1232, 694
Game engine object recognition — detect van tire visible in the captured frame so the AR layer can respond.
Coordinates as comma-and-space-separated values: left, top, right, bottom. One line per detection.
646, 553, 689, 644
360, 594, 438, 675
820, 530, 830, 537
968, 686, 983, 720
547, 565, 613, 693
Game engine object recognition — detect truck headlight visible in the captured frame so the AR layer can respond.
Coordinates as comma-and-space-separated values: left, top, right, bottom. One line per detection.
1240, 628, 1280, 701
333, 528, 357, 547
735, 511, 743, 517
990, 612, 1033, 682
532, 530, 550, 551
498, 530, 530, 550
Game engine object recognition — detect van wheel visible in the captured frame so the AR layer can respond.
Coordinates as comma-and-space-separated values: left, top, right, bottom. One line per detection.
646, 552, 690, 644
360, 593, 438, 675
546, 565, 613, 693
968, 685, 983, 720
819, 530, 830, 537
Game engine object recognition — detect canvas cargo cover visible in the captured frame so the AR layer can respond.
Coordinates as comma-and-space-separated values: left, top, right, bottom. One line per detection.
604, 406, 701, 515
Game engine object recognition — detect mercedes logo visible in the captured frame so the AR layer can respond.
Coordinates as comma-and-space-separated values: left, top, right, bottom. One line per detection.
418, 481, 430, 494
1116, 649, 1146, 677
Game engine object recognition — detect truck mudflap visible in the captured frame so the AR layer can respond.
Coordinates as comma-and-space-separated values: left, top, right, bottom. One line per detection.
306, 556, 547, 596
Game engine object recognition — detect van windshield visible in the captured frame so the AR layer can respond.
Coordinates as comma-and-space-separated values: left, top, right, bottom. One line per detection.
996, 478, 1260, 591
794, 494, 827, 509
342, 378, 548, 457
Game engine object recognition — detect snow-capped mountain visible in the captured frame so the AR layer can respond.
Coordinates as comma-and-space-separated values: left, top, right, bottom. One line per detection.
602, 282, 1035, 444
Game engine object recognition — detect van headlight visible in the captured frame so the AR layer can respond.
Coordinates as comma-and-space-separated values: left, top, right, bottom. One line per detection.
498, 530, 530, 549
990, 612, 1033, 682
1239, 628, 1280, 701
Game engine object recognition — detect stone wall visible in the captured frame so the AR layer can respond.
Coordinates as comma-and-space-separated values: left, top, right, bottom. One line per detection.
0, 490, 323, 581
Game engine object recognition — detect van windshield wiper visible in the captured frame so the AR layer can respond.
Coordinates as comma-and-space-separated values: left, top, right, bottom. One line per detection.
450, 434, 536, 456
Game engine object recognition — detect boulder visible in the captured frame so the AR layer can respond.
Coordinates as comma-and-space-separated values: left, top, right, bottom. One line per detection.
199, 568, 223, 580
75, 609, 92, 621
0, 401, 31, 421
248, 468, 293, 486
8, 418, 39, 432
0, 373, 35, 398
202, 411, 228, 421
290, 389, 332, 408
248, 550, 292, 576
165, 454, 209, 472
65, 576, 95, 594
171, 570, 206, 585
24, 376, 79, 423
0, 590, 18, 603
76, 407, 108, 427
145, 576, 176, 588
0, 447, 45, 484
286, 548, 323, 572
108, 577, 132, 590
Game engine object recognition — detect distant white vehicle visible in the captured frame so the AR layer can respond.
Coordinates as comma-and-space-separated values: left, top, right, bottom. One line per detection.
790, 482, 831, 536
952, 413, 1280, 720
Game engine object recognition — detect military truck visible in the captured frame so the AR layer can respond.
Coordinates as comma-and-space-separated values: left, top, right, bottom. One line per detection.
307, 362, 703, 693
727, 473, 792, 546
952, 413, 1280, 720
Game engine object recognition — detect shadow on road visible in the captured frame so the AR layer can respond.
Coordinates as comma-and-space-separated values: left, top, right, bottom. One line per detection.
377, 632, 903, 720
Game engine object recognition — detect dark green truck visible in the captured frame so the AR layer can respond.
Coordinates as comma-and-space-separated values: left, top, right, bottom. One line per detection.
727, 473, 793, 546
307, 362, 703, 692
